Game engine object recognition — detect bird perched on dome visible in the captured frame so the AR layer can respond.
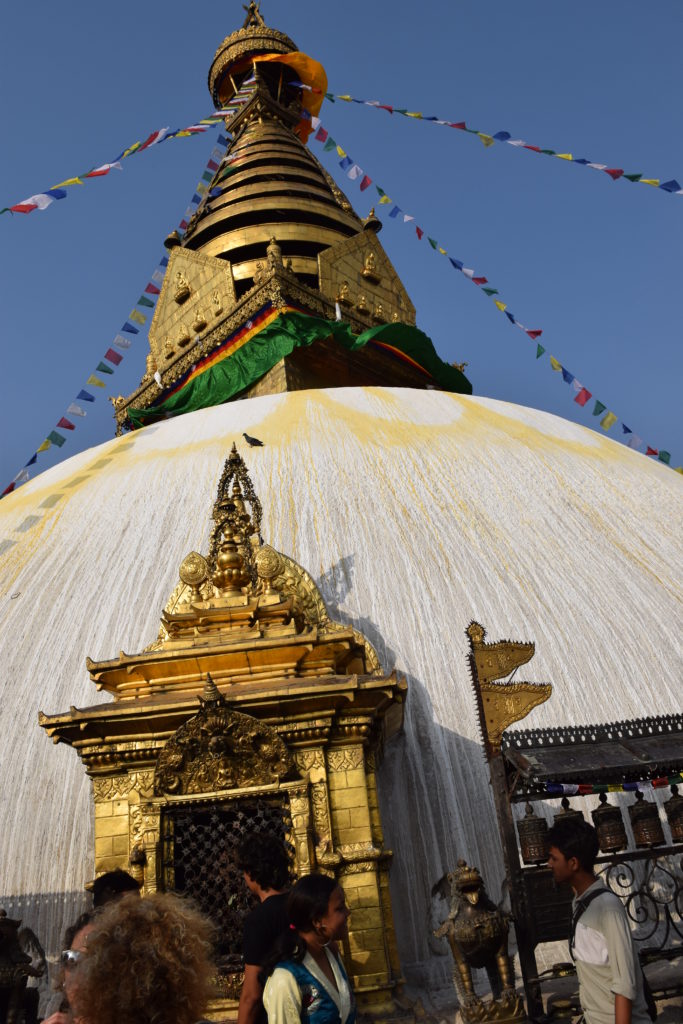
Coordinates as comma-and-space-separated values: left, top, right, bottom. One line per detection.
242, 432, 264, 447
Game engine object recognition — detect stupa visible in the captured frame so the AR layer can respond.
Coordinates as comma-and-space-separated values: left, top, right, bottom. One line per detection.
0, 2, 681, 1020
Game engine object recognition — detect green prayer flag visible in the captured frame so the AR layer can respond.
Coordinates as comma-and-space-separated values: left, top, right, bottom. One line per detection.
541, 149, 556, 155
658, 451, 671, 464
624, 173, 642, 182
482, 288, 498, 297
428, 238, 438, 249
202, 171, 213, 183
592, 400, 606, 416
128, 312, 472, 428
47, 430, 66, 447
535, 344, 545, 359
138, 296, 155, 308
323, 138, 336, 152
97, 361, 114, 375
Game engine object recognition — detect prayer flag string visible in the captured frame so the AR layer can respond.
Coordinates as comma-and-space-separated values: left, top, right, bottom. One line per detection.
309, 117, 680, 472
1, 133, 232, 499
545, 772, 682, 795
0, 113, 233, 219
296, 85, 683, 202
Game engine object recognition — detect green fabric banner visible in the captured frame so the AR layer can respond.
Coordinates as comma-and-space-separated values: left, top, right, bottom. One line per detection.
128, 312, 471, 428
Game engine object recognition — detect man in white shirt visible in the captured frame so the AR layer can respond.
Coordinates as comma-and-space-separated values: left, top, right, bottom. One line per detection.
547, 818, 651, 1024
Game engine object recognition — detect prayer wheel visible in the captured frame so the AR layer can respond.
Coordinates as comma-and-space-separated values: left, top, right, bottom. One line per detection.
664, 784, 683, 843
517, 802, 549, 865
591, 792, 627, 853
628, 790, 665, 848
553, 796, 584, 828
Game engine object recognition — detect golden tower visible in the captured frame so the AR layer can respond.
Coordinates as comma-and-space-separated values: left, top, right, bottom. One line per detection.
115, 1, 470, 433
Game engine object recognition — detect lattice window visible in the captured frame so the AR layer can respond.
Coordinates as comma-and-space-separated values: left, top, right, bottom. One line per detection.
162, 797, 292, 971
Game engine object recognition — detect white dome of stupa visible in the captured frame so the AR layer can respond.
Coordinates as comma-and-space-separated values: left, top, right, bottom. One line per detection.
1, 386, 680, 990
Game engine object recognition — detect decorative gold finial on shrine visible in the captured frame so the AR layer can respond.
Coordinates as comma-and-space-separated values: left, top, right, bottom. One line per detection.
467, 621, 552, 756
202, 673, 221, 703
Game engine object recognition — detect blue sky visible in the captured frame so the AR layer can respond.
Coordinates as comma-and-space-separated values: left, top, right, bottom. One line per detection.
1, 0, 681, 488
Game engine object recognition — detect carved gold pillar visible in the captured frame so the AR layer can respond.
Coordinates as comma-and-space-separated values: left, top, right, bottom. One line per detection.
326, 742, 395, 1014
92, 774, 135, 877
287, 781, 315, 877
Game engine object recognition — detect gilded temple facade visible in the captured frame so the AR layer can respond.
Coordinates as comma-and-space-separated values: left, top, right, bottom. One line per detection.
40, 446, 406, 1018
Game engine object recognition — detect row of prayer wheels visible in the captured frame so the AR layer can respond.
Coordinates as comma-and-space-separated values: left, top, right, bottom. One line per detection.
517, 784, 683, 865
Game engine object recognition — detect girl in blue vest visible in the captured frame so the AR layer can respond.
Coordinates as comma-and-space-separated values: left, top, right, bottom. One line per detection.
261, 874, 355, 1024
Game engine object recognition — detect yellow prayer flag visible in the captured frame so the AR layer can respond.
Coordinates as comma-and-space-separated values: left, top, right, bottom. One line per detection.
87, 374, 105, 388
549, 356, 562, 372
336, 146, 346, 158
406, 112, 423, 119
556, 153, 573, 161
438, 247, 447, 255
378, 195, 392, 205
607, 784, 621, 792
494, 300, 507, 312
175, 131, 192, 137
37, 439, 51, 453
337, 95, 353, 102
196, 183, 208, 196
600, 411, 617, 431
674, 467, 683, 475
129, 309, 146, 325
640, 178, 660, 187
478, 133, 494, 147
51, 177, 83, 189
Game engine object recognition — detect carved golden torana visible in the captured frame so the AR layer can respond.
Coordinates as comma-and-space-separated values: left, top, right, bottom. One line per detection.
40, 447, 406, 1019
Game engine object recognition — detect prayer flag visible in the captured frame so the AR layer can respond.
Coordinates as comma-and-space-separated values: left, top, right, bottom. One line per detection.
160, 256, 169, 267
207, 160, 219, 171
145, 283, 161, 295
574, 387, 592, 406
77, 389, 95, 402
646, 447, 658, 457
129, 309, 146, 325
96, 361, 114, 375
403, 214, 414, 223
482, 288, 498, 296
556, 154, 573, 161
549, 356, 562, 372
627, 434, 642, 450
536, 344, 545, 359
323, 138, 336, 152
138, 296, 155, 308
592, 401, 606, 416
347, 164, 363, 180
47, 430, 66, 447
87, 375, 105, 388
438, 248, 447, 255
37, 439, 51, 453
526, 329, 542, 340
389, 206, 401, 218
339, 156, 353, 171
196, 184, 208, 196
658, 451, 671, 464
336, 145, 347, 158
416, 227, 424, 240
67, 403, 86, 417
600, 411, 617, 430
360, 175, 372, 191
57, 417, 75, 431
462, 268, 475, 279
122, 322, 139, 335
217, 134, 229, 146
604, 168, 624, 181
202, 171, 213, 183
152, 269, 165, 284
561, 367, 575, 385
478, 133, 494, 147
315, 126, 328, 142
24, 453, 38, 466
1, 482, 15, 496
13, 469, 29, 486
640, 179, 660, 187
428, 238, 438, 250
378, 194, 392, 205
113, 336, 131, 351
493, 131, 511, 141
505, 311, 515, 324
659, 179, 681, 193
105, 348, 123, 365
51, 177, 83, 189
472, 277, 488, 286
494, 301, 507, 312
449, 258, 463, 270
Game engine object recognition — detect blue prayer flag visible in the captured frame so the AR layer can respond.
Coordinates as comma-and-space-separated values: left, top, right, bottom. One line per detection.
561, 367, 575, 385
660, 179, 681, 193
449, 258, 464, 271
505, 311, 515, 323
339, 156, 353, 170
122, 322, 140, 335
493, 131, 511, 141
621, 424, 632, 435
25, 453, 38, 466
77, 389, 95, 402
389, 206, 401, 218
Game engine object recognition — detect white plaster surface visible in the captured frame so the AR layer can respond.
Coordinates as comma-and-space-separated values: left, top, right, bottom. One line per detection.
0, 387, 681, 988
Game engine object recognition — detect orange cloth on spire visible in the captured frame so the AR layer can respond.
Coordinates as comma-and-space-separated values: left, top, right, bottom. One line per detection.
253, 51, 327, 141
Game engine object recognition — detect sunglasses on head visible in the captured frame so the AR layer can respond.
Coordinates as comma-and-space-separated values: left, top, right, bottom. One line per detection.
60, 949, 85, 968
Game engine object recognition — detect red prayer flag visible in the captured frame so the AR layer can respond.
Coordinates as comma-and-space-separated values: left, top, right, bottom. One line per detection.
57, 417, 75, 430
84, 167, 110, 178
10, 202, 38, 214
526, 329, 543, 340
314, 126, 328, 142
207, 160, 219, 171
378, 105, 394, 114
416, 226, 424, 240
646, 447, 658, 457
1, 482, 15, 496
145, 283, 161, 295
449, 122, 466, 130
105, 347, 123, 366
574, 387, 592, 407
179, 219, 188, 230
524, 145, 542, 153
604, 168, 624, 181
360, 175, 372, 191
472, 277, 488, 286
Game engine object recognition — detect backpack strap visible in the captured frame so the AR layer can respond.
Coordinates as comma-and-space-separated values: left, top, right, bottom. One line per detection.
569, 885, 608, 960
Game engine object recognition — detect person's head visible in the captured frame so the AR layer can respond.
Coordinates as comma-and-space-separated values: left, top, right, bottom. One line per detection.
59, 911, 96, 1010
289, 874, 350, 945
92, 869, 141, 908
236, 832, 291, 895
547, 818, 600, 885
66, 891, 215, 1024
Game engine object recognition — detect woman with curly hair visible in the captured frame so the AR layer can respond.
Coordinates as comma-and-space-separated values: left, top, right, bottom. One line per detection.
261, 875, 355, 1024
64, 891, 216, 1024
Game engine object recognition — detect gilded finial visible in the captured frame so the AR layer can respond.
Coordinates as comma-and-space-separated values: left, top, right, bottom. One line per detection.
202, 673, 221, 702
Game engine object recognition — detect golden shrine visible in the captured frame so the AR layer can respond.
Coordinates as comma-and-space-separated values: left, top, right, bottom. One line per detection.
39, 445, 406, 1019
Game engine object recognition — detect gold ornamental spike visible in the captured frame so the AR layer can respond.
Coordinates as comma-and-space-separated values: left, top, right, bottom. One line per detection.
467, 621, 552, 757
